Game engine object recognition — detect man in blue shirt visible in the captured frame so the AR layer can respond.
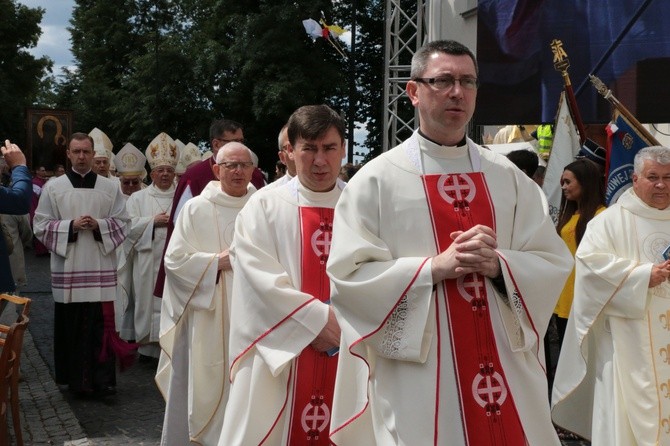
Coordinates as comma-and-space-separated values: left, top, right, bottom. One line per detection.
0, 140, 32, 293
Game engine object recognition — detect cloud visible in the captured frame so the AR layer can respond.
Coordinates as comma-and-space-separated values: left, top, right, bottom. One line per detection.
17, 0, 75, 69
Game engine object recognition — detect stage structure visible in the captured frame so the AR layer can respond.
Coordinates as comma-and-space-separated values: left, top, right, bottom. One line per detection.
382, 0, 427, 152
382, 0, 477, 151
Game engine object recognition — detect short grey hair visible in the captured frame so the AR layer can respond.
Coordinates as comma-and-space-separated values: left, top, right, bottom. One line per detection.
633, 146, 670, 174
410, 40, 478, 79
215, 142, 253, 164
277, 125, 288, 151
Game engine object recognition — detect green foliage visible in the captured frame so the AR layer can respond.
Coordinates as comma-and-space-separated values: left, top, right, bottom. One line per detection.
0, 0, 52, 144
50, 0, 382, 172
347, 0, 384, 160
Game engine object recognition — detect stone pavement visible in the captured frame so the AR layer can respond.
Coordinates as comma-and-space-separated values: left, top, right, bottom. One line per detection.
7, 249, 163, 445
4, 247, 590, 445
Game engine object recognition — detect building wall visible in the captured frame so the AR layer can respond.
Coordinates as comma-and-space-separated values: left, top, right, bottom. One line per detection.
427, 0, 478, 53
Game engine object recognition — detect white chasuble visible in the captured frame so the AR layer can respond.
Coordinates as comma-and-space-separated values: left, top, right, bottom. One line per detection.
125, 183, 175, 344
327, 132, 572, 446
156, 181, 254, 445
219, 177, 344, 446
34, 174, 129, 303
552, 187, 670, 446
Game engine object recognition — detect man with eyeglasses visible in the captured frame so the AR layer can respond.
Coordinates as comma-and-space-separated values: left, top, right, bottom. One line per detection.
219, 105, 344, 445
553, 146, 670, 445
153, 119, 243, 299
157, 141, 256, 445
327, 40, 572, 445
123, 133, 178, 360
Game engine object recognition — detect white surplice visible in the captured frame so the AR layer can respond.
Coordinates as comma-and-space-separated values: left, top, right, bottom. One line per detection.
124, 183, 175, 351
218, 177, 345, 446
33, 174, 128, 303
115, 193, 135, 338
552, 187, 670, 446
156, 181, 254, 445
327, 132, 573, 445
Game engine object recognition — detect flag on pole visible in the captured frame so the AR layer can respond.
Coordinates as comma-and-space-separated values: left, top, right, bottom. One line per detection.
542, 92, 580, 224
320, 18, 346, 37
302, 18, 323, 41
604, 110, 652, 205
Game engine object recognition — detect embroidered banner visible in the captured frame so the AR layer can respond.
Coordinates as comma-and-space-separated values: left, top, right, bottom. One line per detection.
423, 172, 526, 445
287, 207, 338, 445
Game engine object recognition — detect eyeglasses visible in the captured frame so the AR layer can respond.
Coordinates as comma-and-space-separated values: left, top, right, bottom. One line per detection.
121, 179, 141, 185
413, 75, 479, 91
218, 161, 254, 171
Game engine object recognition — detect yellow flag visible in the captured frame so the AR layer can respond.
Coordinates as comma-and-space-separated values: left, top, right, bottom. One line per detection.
320, 19, 346, 36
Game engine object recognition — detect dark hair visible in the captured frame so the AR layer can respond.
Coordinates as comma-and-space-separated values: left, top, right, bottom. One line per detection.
69, 132, 94, 148
286, 105, 346, 146
556, 158, 605, 245
411, 40, 478, 79
209, 119, 243, 141
506, 150, 538, 178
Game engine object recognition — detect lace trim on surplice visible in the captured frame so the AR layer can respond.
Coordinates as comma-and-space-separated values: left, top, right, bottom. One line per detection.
379, 294, 417, 359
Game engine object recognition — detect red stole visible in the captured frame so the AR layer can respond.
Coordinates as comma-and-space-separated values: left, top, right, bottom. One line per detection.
287, 207, 338, 445
422, 173, 527, 445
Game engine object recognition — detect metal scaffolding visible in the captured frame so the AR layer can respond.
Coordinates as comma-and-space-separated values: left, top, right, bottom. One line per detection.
382, 0, 428, 152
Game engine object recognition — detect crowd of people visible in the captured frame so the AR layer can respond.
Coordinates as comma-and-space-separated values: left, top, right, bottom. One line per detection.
3, 38, 670, 445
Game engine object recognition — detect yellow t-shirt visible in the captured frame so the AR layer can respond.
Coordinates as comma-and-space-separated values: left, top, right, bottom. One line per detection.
554, 206, 605, 318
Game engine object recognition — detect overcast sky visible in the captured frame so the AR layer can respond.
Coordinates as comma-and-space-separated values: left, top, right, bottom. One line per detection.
18, 0, 76, 73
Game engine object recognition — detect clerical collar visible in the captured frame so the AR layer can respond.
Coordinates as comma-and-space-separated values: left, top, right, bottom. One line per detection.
66, 169, 97, 188
418, 129, 467, 147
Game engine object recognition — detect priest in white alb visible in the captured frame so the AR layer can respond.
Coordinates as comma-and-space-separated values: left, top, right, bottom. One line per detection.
34, 132, 131, 397
156, 142, 256, 445
552, 146, 670, 445
326, 40, 573, 445
113, 142, 147, 339
124, 133, 178, 358
218, 105, 346, 445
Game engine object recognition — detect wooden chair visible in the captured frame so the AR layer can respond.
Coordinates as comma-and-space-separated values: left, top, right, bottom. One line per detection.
0, 295, 31, 446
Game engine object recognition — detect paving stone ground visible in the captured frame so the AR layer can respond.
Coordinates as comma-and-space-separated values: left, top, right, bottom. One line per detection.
4, 247, 589, 445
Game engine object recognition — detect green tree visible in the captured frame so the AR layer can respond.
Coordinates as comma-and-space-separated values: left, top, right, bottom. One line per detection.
335, 0, 385, 161
64, 0, 141, 141
0, 0, 52, 144
57, 0, 351, 175
213, 0, 349, 172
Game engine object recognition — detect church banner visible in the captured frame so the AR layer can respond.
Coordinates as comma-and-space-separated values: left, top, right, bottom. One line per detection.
605, 111, 651, 205
25, 108, 73, 172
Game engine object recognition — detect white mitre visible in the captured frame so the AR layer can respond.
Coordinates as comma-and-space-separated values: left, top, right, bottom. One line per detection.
89, 127, 113, 158
146, 132, 179, 169
175, 142, 201, 174
201, 150, 213, 160
116, 143, 147, 179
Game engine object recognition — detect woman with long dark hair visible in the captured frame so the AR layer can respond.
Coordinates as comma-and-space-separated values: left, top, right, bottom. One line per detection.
553, 158, 606, 344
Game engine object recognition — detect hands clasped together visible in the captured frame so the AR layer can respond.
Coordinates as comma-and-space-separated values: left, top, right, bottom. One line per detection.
431, 224, 501, 283
73, 215, 99, 232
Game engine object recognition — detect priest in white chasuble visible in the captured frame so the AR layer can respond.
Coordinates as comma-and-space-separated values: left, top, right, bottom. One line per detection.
218, 105, 346, 446
156, 142, 256, 445
326, 40, 573, 446
34, 132, 130, 397
123, 133, 178, 358
553, 146, 670, 446
113, 142, 146, 339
